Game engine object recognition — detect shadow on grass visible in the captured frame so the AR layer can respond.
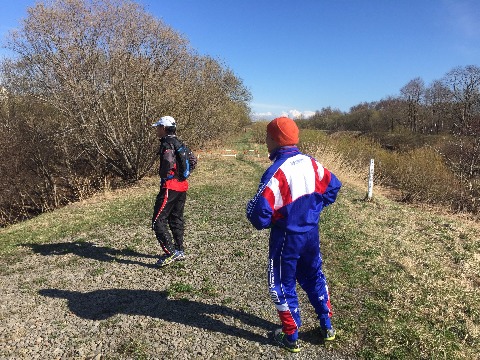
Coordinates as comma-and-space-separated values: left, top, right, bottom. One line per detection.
301, 327, 330, 346
23, 241, 158, 268
39, 288, 276, 344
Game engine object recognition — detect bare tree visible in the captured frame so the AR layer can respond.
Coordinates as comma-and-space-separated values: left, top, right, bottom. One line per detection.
3, 0, 193, 181
163, 55, 251, 146
375, 96, 404, 132
344, 102, 385, 132
400, 77, 425, 133
2, 0, 250, 181
424, 80, 453, 134
441, 65, 480, 210
443, 65, 480, 136
0, 0, 252, 224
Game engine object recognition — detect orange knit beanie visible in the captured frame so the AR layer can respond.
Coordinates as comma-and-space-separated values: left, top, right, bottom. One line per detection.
267, 117, 299, 146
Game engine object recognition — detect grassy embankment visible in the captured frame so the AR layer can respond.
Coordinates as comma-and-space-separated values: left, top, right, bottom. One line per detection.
0, 132, 479, 359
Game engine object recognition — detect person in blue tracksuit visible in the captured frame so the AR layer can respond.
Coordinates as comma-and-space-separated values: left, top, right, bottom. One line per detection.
246, 117, 342, 353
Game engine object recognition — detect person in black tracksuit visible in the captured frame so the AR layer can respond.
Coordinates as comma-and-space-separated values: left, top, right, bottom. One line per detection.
151, 116, 189, 267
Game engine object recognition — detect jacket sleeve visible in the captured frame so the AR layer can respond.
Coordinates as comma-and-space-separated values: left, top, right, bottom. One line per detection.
246, 177, 274, 230
322, 169, 342, 207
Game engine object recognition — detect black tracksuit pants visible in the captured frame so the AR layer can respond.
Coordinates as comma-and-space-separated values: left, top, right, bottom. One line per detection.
152, 188, 186, 255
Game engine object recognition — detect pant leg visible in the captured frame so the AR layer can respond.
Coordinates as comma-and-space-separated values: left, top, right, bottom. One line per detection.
168, 191, 186, 252
152, 189, 176, 255
268, 227, 303, 337
296, 225, 333, 329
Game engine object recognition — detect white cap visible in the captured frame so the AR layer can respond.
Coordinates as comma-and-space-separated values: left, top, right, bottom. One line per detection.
152, 116, 176, 127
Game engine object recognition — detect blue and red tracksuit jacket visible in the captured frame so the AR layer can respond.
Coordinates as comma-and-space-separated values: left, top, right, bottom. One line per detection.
246, 146, 341, 233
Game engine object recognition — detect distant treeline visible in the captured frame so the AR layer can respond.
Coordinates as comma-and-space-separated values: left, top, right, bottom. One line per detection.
298, 65, 480, 137
295, 65, 480, 214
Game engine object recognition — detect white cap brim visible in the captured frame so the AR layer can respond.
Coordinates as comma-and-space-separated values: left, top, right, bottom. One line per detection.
152, 116, 176, 127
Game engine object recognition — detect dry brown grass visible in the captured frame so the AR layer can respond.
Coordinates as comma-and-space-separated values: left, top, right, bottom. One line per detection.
318, 180, 480, 359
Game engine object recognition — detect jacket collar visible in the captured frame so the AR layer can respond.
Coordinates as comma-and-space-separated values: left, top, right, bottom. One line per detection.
269, 146, 300, 161
161, 134, 177, 140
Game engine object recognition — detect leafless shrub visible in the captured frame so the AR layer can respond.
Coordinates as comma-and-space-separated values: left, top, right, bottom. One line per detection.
250, 121, 268, 144
380, 147, 461, 206
300, 131, 469, 212
0, 0, 251, 225
3, 0, 189, 181
0, 94, 103, 226
2, 0, 251, 179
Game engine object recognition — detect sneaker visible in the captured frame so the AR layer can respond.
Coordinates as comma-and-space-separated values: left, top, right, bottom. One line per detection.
156, 253, 168, 261
175, 251, 185, 261
320, 327, 336, 341
156, 251, 180, 267
273, 328, 301, 353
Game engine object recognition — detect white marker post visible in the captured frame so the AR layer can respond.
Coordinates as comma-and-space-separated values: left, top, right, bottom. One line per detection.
367, 159, 374, 200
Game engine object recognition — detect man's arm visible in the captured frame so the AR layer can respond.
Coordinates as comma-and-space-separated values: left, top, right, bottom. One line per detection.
246, 180, 274, 230
322, 170, 342, 207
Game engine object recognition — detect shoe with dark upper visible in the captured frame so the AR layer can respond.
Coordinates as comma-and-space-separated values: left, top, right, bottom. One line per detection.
156, 251, 181, 267
273, 328, 301, 353
320, 327, 336, 341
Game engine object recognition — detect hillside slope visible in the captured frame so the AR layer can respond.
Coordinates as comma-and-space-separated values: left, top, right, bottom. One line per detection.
0, 154, 478, 359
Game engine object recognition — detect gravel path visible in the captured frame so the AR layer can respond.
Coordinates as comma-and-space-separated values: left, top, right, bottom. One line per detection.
0, 165, 355, 359
0, 244, 353, 359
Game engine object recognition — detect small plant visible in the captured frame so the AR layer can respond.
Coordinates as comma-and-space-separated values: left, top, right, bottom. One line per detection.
233, 250, 245, 257
222, 297, 234, 305
118, 339, 148, 360
90, 267, 105, 277
200, 277, 217, 297
33, 277, 48, 285
168, 282, 194, 297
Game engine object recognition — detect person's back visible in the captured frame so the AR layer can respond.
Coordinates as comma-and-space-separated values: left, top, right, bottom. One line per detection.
248, 147, 338, 233
246, 117, 341, 353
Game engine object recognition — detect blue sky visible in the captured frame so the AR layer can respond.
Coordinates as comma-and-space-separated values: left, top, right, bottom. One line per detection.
1, 1, 480, 119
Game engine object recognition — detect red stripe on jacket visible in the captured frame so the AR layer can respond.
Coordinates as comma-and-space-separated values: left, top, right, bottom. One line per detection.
313, 158, 331, 194
275, 169, 292, 207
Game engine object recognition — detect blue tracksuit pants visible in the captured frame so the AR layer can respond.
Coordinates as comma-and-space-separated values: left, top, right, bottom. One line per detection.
268, 225, 332, 338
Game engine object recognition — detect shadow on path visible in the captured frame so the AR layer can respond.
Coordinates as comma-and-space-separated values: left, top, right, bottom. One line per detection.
39, 288, 276, 344
24, 241, 157, 268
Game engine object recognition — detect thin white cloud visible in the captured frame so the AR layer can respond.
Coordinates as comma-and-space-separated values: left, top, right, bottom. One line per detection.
440, 0, 480, 59
284, 109, 315, 119
252, 109, 315, 120
302, 111, 316, 118
252, 111, 273, 119
251, 102, 316, 120
282, 110, 300, 119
